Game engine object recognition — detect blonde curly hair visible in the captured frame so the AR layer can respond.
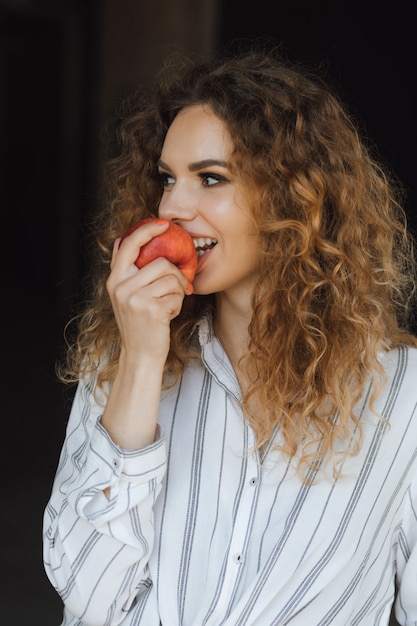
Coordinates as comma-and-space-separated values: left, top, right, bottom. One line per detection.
60, 46, 417, 476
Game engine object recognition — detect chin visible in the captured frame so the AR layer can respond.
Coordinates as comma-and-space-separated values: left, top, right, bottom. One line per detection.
192, 275, 217, 296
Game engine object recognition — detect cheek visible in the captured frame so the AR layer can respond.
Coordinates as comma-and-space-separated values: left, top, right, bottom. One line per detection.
157, 196, 167, 217
236, 230, 262, 269
207, 198, 237, 223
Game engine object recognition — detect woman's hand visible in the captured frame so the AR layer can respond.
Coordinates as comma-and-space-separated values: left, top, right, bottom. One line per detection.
106, 219, 192, 366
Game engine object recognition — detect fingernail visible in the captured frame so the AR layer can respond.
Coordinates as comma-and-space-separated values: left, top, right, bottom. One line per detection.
187, 282, 194, 295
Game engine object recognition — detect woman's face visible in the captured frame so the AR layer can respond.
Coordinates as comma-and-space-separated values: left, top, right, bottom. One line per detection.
158, 104, 261, 298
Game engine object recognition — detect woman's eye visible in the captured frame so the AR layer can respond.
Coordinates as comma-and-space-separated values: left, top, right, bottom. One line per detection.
158, 172, 175, 187
157, 171, 228, 188
200, 173, 227, 186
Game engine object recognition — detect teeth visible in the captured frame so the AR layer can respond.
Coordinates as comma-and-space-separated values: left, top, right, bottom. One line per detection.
193, 237, 218, 257
193, 237, 218, 249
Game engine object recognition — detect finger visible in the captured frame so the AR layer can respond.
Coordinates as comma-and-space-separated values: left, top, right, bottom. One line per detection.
112, 276, 186, 331
110, 220, 169, 279
159, 292, 187, 321
110, 238, 122, 268
149, 272, 187, 299
118, 219, 169, 266
134, 257, 192, 295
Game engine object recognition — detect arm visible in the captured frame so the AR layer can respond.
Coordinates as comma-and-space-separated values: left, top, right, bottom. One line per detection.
102, 219, 191, 452
394, 471, 417, 625
43, 379, 167, 626
43, 220, 191, 625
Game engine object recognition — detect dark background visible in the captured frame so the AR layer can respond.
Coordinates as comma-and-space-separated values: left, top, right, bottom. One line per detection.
1, 1, 415, 624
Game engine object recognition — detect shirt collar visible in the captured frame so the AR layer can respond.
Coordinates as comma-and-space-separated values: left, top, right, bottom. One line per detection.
194, 311, 242, 401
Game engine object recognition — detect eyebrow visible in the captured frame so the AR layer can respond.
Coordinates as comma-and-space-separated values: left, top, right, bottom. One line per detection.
157, 158, 229, 172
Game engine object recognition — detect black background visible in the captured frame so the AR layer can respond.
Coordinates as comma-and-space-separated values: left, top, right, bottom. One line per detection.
1, 0, 415, 623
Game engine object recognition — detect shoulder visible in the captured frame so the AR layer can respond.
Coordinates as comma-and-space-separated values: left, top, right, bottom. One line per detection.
379, 343, 417, 376
375, 344, 417, 416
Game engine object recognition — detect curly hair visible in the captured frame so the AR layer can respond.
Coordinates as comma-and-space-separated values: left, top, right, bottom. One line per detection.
59, 45, 417, 477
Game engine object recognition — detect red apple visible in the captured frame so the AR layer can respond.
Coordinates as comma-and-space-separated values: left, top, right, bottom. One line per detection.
121, 218, 197, 282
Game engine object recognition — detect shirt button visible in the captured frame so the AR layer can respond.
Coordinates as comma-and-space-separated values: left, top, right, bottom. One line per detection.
249, 477, 258, 486
233, 553, 245, 565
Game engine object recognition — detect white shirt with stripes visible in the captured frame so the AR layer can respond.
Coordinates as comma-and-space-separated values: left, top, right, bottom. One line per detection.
43, 315, 417, 625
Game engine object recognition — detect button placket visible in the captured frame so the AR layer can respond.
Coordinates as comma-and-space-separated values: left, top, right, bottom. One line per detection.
111, 457, 122, 477
202, 435, 262, 617
228, 458, 261, 568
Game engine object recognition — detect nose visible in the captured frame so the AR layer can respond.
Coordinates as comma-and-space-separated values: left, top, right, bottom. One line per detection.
158, 186, 197, 223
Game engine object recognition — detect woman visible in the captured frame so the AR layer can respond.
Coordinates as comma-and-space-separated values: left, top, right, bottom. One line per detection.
43, 46, 417, 625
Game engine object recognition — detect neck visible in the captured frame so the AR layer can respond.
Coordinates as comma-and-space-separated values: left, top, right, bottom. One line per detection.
214, 291, 253, 386
213, 291, 266, 420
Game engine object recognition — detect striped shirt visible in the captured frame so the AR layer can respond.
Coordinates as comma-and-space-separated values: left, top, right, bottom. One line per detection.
43, 315, 417, 625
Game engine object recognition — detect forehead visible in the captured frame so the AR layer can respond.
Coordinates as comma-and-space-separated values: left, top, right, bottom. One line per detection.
161, 104, 233, 161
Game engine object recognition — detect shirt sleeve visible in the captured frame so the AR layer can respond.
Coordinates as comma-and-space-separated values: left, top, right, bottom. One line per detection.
394, 467, 417, 625
42, 378, 167, 626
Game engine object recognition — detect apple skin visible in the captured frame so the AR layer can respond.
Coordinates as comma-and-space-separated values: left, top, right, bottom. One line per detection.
121, 218, 198, 282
